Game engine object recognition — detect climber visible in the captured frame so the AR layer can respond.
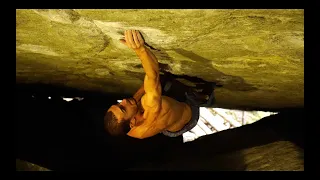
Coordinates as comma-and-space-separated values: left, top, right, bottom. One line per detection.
104, 30, 215, 139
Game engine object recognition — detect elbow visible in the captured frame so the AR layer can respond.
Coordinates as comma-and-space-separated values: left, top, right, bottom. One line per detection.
136, 136, 146, 140
127, 133, 147, 139
146, 72, 159, 80
127, 130, 148, 139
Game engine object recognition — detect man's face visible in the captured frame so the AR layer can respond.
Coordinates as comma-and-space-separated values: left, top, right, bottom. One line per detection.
107, 98, 138, 122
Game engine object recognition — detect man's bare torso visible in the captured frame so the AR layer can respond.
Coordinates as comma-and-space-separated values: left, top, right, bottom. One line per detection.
129, 95, 192, 137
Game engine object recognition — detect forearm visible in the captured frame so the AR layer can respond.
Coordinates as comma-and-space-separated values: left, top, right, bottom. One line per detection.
132, 47, 156, 100
135, 46, 159, 79
133, 84, 145, 102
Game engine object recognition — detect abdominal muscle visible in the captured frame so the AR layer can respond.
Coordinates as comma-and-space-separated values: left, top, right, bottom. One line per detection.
153, 96, 192, 132
130, 95, 192, 135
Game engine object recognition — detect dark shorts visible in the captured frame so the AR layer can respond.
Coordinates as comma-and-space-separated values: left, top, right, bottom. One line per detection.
162, 94, 200, 137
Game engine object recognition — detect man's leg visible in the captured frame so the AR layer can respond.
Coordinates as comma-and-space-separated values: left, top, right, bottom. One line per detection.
160, 71, 216, 106
160, 73, 190, 102
186, 82, 216, 107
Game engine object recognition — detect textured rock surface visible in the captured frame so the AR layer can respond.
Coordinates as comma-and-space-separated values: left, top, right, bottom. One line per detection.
16, 9, 304, 109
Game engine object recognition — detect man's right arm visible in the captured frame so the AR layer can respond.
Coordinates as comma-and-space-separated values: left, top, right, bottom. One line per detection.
121, 30, 162, 110
121, 30, 165, 139
129, 41, 158, 103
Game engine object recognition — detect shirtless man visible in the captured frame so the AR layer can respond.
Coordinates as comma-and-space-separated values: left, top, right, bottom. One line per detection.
104, 30, 214, 139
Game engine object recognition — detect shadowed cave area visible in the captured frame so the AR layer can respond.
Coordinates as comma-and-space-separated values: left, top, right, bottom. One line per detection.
16, 9, 304, 171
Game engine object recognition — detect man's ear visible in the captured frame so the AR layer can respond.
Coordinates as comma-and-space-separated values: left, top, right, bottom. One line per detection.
129, 117, 136, 128
133, 114, 144, 126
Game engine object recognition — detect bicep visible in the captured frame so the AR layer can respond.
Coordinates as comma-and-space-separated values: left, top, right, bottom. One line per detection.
143, 74, 161, 109
130, 74, 163, 139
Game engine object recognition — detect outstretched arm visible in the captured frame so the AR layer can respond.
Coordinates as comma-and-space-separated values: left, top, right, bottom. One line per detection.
120, 30, 164, 139
120, 30, 162, 109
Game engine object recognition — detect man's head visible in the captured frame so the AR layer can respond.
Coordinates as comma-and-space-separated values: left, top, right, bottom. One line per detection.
104, 97, 138, 136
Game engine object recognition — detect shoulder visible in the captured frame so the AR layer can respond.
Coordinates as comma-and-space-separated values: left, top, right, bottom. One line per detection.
141, 95, 173, 123
141, 94, 161, 113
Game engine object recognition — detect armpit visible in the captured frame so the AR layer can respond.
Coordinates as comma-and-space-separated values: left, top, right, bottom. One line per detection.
141, 95, 161, 113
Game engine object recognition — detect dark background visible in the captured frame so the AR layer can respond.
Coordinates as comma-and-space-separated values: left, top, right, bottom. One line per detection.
15, 83, 304, 171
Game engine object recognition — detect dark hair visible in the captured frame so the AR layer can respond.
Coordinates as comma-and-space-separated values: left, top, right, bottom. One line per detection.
104, 111, 130, 136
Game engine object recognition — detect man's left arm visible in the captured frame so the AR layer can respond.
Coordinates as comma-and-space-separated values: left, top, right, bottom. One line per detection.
133, 84, 145, 102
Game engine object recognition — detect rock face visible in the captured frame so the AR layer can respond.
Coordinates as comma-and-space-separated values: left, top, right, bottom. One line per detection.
16, 9, 304, 109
